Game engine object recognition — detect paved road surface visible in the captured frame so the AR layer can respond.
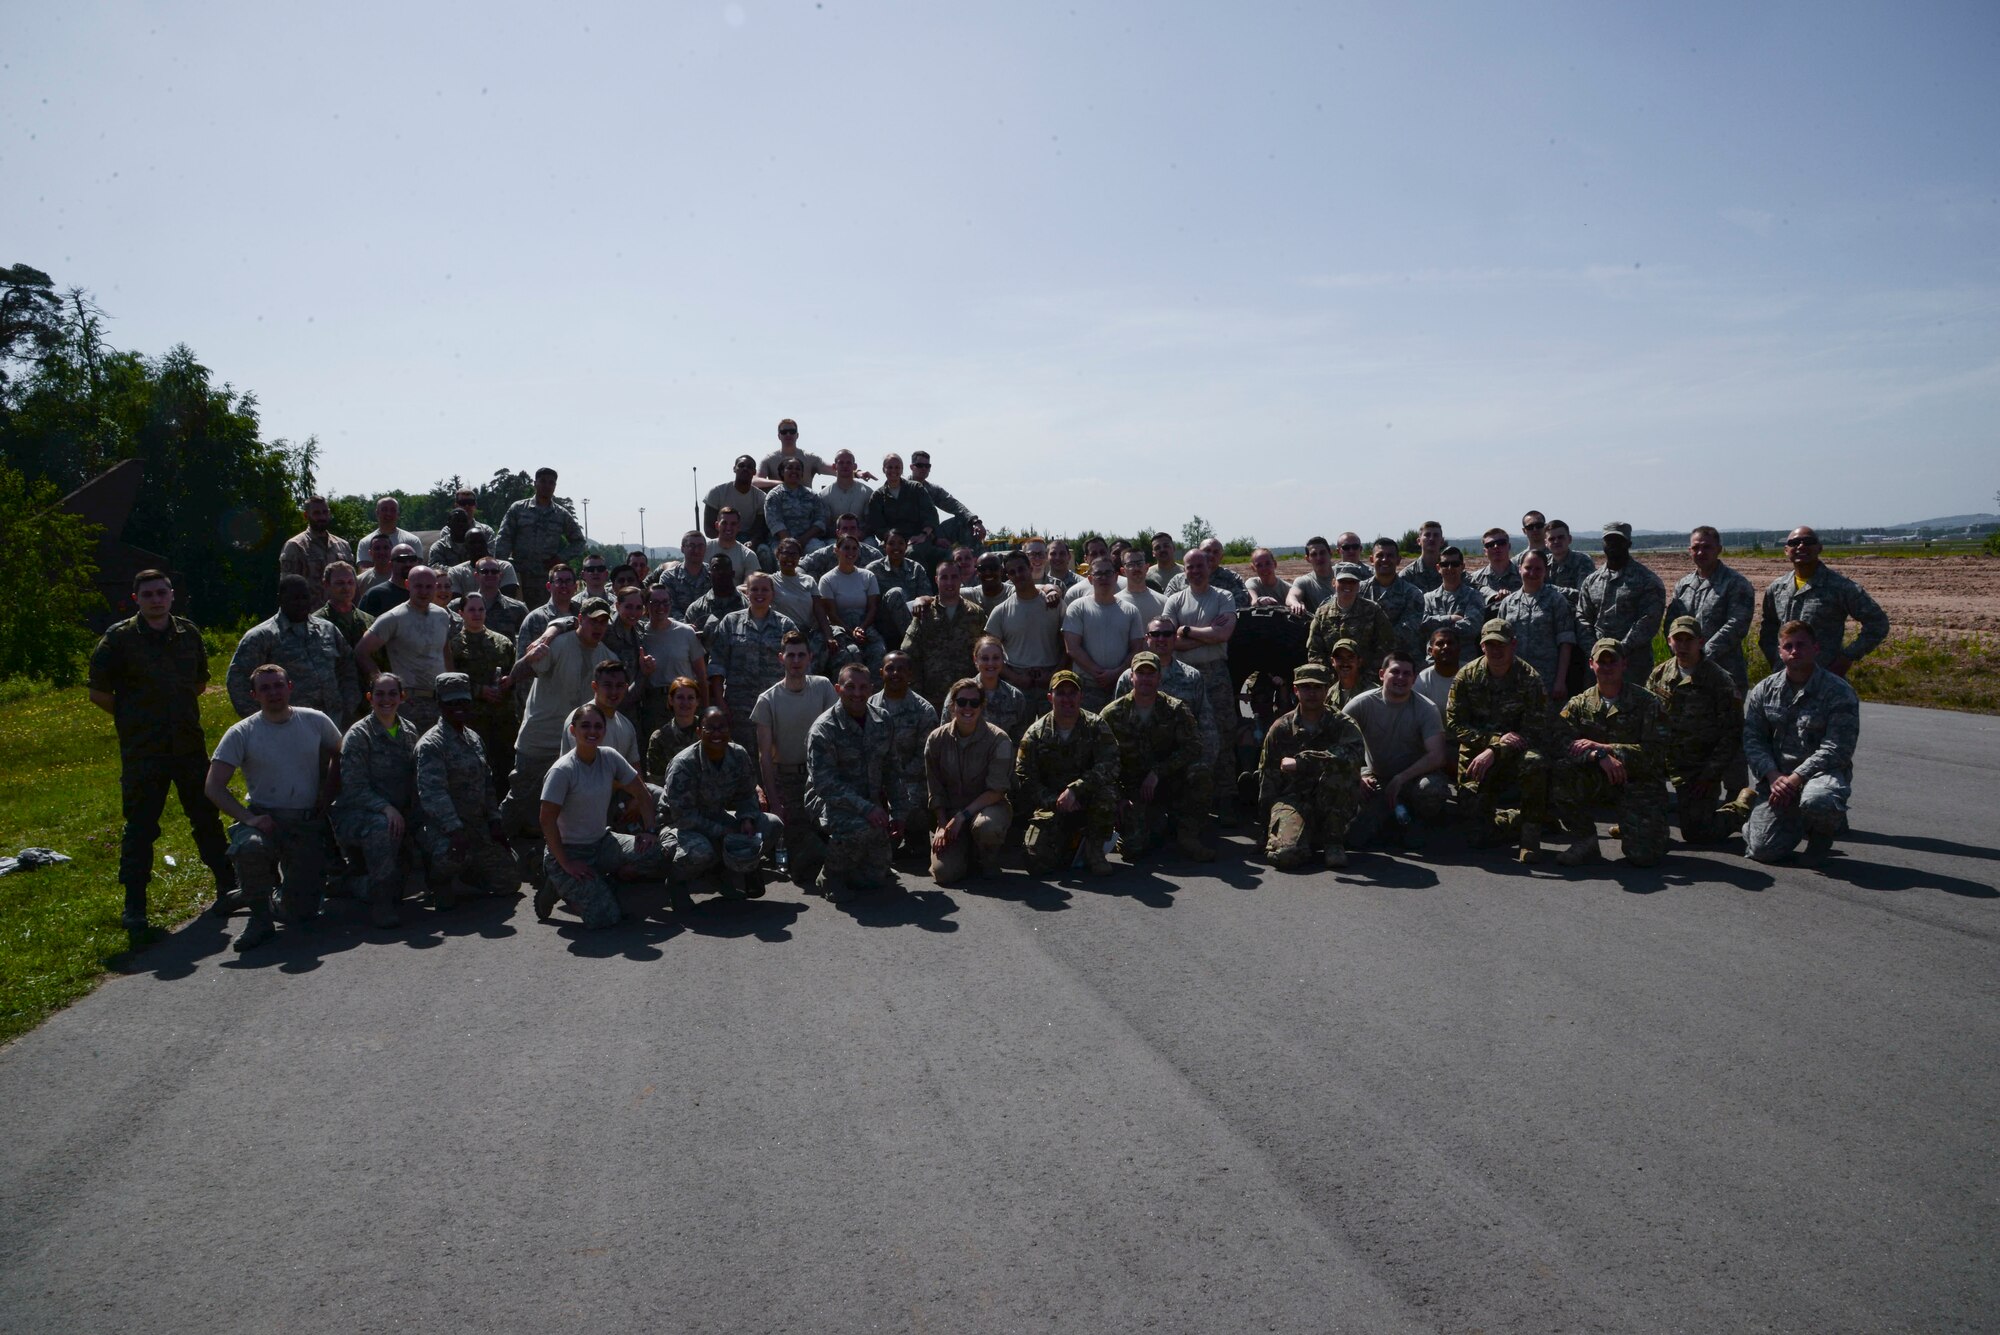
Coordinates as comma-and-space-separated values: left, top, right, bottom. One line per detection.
2, 703, 1994, 1333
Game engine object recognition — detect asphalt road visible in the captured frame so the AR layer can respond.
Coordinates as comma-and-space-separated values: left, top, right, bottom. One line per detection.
2, 702, 1994, 1334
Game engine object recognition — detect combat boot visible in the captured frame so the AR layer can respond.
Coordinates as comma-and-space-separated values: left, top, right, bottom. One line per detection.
532, 881, 559, 921
1083, 837, 1117, 877
743, 869, 767, 899
1175, 830, 1215, 864
369, 896, 402, 929
1516, 823, 1544, 865
232, 911, 275, 953
1721, 787, 1757, 819
1557, 834, 1601, 866
820, 875, 856, 904
1322, 841, 1348, 870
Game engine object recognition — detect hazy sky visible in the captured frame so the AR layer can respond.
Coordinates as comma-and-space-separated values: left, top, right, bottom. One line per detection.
9, 2, 1997, 547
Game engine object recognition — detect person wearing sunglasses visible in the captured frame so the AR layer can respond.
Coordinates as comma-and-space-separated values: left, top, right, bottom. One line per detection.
1420, 545, 1485, 660
923, 678, 1015, 884
1469, 528, 1523, 611
1755, 526, 1890, 679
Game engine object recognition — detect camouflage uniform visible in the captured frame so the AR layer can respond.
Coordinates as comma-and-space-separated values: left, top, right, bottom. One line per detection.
664, 742, 780, 881
1756, 565, 1890, 672
978, 676, 1034, 744
1666, 563, 1757, 693
1258, 708, 1366, 868
1398, 556, 1442, 594
278, 529, 353, 604
315, 602, 373, 650
1360, 576, 1427, 655
602, 618, 649, 723
1468, 564, 1522, 608
1544, 550, 1598, 600
683, 588, 747, 644
447, 623, 517, 797
1577, 562, 1667, 670
494, 498, 585, 606
802, 540, 881, 580
647, 719, 702, 787
653, 562, 711, 620
866, 556, 934, 648
1646, 656, 1746, 842
1495, 586, 1578, 693
1421, 582, 1488, 659
1740, 665, 1860, 863
1306, 597, 1395, 670
88, 613, 234, 918
415, 721, 518, 895
869, 689, 940, 831
709, 608, 800, 743
331, 713, 421, 912
805, 705, 895, 888
760, 486, 831, 560
1164, 565, 1251, 609
1443, 657, 1551, 851
1013, 710, 1120, 873
457, 592, 528, 646
1099, 694, 1210, 858
900, 598, 988, 710
1114, 656, 1218, 766
1552, 685, 1671, 865
227, 610, 358, 720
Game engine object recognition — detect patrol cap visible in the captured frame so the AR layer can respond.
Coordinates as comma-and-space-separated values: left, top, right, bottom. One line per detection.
577, 596, 612, 620
1293, 662, 1331, 686
1130, 651, 1162, 672
1668, 615, 1701, 639
1480, 618, 1516, 645
1048, 669, 1083, 691
435, 672, 473, 703
1330, 637, 1360, 657
1601, 520, 1633, 539
1333, 562, 1367, 582
1591, 638, 1625, 661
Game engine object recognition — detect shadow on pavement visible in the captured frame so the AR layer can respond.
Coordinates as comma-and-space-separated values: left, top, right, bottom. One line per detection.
674, 897, 805, 942
961, 872, 1073, 912
835, 886, 960, 932
1842, 829, 2000, 865
1813, 852, 1998, 899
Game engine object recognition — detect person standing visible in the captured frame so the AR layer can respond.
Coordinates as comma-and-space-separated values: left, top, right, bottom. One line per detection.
818, 449, 874, 526
416, 673, 519, 907
1420, 545, 1485, 661
332, 674, 422, 927
359, 544, 420, 615
353, 496, 423, 567
1399, 521, 1447, 593
866, 529, 934, 649
1305, 563, 1394, 669
1577, 522, 1667, 672
901, 559, 988, 710
1360, 537, 1426, 655
1286, 537, 1340, 615
316, 561, 374, 654
639, 585, 708, 746
228, 574, 359, 721
1063, 557, 1145, 713
924, 678, 1015, 884
1115, 619, 1219, 770
1665, 526, 1756, 695
983, 551, 1067, 711
705, 454, 769, 544
203, 664, 343, 951
278, 496, 353, 605
712, 572, 801, 745
1757, 526, 1890, 678
1739, 618, 1861, 863
1496, 550, 1579, 707
514, 563, 580, 653
355, 565, 454, 733
1469, 528, 1523, 610
88, 569, 237, 929
1161, 549, 1239, 782
1542, 520, 1597, 599
495, 467, 586, 608
753, 633, 839, 890
870, 652, 939, 858
504, 597, 620, 835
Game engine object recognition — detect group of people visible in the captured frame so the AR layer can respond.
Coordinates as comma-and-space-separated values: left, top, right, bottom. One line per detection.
88, 419, 1891, 947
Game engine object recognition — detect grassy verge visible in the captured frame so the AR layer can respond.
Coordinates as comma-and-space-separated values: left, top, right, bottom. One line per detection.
0, 652, 239, 1045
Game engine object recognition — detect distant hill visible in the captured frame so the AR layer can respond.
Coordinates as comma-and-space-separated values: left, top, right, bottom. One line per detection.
1886, 514, 2000, 530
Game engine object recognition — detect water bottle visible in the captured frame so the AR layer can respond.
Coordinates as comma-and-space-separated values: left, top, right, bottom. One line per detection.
1394, 802, 1411, 826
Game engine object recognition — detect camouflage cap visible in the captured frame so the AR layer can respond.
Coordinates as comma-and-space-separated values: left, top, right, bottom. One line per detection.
1333, 561, 1368, 582
435, 672, 473, 703
1293, 662, 1332, 685
1601, 520, 1633, 539
1330, 637, 1360, 657
1048, 669, 1083, 691
1668, 615, 1702, 638
1591, 637, 1625, 660
577, 596, 613, 620
1480, 618, 1516, 644
1130, 651, 1162, 672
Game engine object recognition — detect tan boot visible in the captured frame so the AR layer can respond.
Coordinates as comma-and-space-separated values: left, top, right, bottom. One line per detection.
1516, 823, 1543, 865
1083, 837, 1117, 877
1176, 831, 1216, 863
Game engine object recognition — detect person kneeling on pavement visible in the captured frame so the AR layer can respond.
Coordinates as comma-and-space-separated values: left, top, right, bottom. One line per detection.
805, 663, 900, 903
1100, 651, 1214, 863
1342, 649, 1450, 850
1445, 619, 1552, 863
1259, 662, 1367, 870
924, 677, 1015, 885
1014, 670, 1121, 876
536, 703, 669, 928
664, 705, 782, 900
416, 673, 521, 907
1551, 640, 1671, 867
1738, 618, 1860, 864
331, 673, 424, 927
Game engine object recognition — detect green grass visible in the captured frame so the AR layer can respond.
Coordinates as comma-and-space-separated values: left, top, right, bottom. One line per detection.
0, 652, 240, 1045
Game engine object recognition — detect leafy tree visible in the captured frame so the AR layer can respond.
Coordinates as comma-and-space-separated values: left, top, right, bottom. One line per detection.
1221, 536, 1257, 558
1180, 515, 1216, 550
1400, 528, 1420, 554
0, 264, 63, 396
0, 462, 102, 684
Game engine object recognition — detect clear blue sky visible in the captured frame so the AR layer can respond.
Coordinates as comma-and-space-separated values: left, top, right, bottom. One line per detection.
9, 1, 1997, 548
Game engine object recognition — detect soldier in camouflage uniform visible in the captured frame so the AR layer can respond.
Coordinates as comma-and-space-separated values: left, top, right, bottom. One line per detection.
1665, 527, 1756, 694
1014, 671, 1120, 876
278, 497, 354, 605
1306, 564, 1395, 669
665, 707, 782, 899
1740, 618, 1861, 863
1647, 616, 1748, 843
1541, 521, 1598, 601
331, 675, 422, 926
902, 558, 989, 710
683, 555, 748, 644
708, 573, 801, 744
1756, 526, 1890, 678
228, 574, 359, 720
494, 467, 586, 608
646, 681, 705, 785
1550, 640, 1671, 867
1576, 522, 1667, 671
1327, 640, 1368, 711
445, 590, 517, 799
806, 665, 898, 900
1100, 653, 1214, 863
971, 636, 1034, 743
760, 456, 832, 563
88, 569, 236, 928
1360, 538, 1427, 655
415, 674, 520, 905
1495, 551, 1578, 703
1399, 522, 1447, 594
866, 528, 935, 649
1444, 619, 1551, 861
870, 652, 940, 854
654, 532, 714, 616
315, 562, 374, 653
1258, 662, 1367, 870
1469, 529, 1524, 610
801, 515, 883, 580
1420, 547, 1486, 659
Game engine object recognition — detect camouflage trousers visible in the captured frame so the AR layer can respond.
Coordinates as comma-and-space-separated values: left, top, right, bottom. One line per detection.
228, 808, 331, 921
401, 696, 440, 736
1457, 747, 1550, 848
503, 749, 558, 836
1744, 774, 1850, 864
1116, 770, 1212, 858
1666, 773, 1748, 844
1190, 658, 1240, 781
543, 831, 671, 929
823, 627, 887, 679
674, 814, 783, 879
876, 588, 914, 650
1022, 797, 1117, 874
1265, 786, 1363, 869
930, 804, 1011, 883
470, 714, 515, 802
821, 809, 895, 887
1345, 773, 1452, 847
420, 822, 521, 895
118, 752, 232, 900
332, 808, 419, 907
774, 763, 826, 886
1554, 766, 1670, 866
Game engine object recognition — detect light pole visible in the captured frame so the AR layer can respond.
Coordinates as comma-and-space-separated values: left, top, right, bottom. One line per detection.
581, 498, 590, 539
639, 507, 647, 557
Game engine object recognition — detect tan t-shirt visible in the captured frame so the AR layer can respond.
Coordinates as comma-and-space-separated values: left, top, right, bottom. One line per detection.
751, 676, 838, 765
371, 601, 452, 692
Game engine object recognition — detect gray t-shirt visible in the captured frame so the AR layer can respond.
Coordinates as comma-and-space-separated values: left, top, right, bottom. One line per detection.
370, 601, 452, 693
1290, 570, 1337, 612
517, 632, 619, 758
541, 746, 637, 845
1342, 687, 1442, 779
213, 708, 343, 810
642, 620, 705, 689
983, 589, 1065, 669
559, 704, 641, 769
818, 567, 879, 625
1414, 666, 1456, 720
1063, 596, 1143, 671
769, 571, 819, 628
705, 481, 766, 528
1161, 585, 1235, 667
751, 676, 839, 764
819, 478, 874, 522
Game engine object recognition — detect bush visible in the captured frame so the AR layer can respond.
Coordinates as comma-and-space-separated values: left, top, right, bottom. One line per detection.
1985, 530, 2000, 556
1221, 536, 1257, 559
0, 463, 102, 684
